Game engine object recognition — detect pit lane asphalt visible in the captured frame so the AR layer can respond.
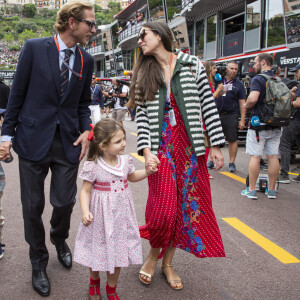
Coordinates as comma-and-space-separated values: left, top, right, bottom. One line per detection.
0, 118, 299, 300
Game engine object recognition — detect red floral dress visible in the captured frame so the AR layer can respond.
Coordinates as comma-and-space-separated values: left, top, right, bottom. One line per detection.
139, 94, 225, 259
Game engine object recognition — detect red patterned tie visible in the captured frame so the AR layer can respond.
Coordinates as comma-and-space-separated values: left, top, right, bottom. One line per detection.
60, 49, 73, 98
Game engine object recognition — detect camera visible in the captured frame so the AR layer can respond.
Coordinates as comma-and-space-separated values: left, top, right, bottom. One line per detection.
108, 86, 118, 96
216, 62, 227, 77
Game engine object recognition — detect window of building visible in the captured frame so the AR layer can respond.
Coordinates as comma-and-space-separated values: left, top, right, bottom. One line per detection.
221, 2, 245, 57
245, 0, 260, 52
267, 0, 285, 47
205, 14, 217, 59
195, 19, 204, 58
284, 0, 300, 44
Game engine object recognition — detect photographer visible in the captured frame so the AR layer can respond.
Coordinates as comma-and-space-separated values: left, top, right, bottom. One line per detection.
110, 78, 129, 126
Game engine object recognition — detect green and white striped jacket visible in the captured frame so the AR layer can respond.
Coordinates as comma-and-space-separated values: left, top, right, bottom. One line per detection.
135, 50, 225, 157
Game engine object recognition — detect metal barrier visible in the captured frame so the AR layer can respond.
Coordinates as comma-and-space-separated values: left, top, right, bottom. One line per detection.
86, 44, 105, 55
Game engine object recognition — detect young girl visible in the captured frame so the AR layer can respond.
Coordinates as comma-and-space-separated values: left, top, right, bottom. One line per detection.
74, 119, 157, 300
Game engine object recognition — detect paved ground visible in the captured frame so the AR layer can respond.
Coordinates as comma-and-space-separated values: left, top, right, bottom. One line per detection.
0, 118, 299, 299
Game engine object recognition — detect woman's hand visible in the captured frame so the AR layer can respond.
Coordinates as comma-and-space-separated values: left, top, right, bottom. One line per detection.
144, 148, 160, 174
210, 146, 224, 170
146, 160, 159, 175
216, 83, 226, 96
81, 211, 94, 227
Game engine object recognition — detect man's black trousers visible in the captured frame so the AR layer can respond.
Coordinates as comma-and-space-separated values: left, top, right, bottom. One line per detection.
18, 127, 79, 271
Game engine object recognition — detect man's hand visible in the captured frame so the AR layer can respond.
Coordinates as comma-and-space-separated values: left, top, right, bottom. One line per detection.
238, 120, 245, 130
0, 141, 13, 161
210, 146, 224, 171
73, 130, 90, 161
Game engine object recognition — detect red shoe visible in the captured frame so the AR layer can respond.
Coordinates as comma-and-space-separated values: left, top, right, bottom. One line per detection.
106, 283, 120, 300
89, 277, 101, 300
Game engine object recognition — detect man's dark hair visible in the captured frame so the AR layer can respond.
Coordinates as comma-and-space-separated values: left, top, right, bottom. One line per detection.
257, 53, 273, 67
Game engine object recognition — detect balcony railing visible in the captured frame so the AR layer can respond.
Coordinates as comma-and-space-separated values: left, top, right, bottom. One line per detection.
181, 0, 194, 10
118, 21, 145, 44
86, 44, 105, 56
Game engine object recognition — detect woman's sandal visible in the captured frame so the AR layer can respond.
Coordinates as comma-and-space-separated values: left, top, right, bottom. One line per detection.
88, 284, 101, 300
161, 264, 183, 290
139, 255, 158, 285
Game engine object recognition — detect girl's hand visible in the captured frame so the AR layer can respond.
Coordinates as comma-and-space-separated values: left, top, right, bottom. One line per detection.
82, 211, 94, 227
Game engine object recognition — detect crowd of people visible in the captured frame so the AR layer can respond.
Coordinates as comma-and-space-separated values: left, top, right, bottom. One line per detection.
117, 12, 145, 36
286, 15, 300, 44
202, 55, 300, 199
0, 43, 20, 69
0, 1, 299, 299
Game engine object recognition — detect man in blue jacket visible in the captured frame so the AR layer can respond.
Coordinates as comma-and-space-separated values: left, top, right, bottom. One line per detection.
0, 0, 95, 296
90, 74, 104, 124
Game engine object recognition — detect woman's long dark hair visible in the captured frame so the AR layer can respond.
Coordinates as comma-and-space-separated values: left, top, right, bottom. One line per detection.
129, 21, 175, 106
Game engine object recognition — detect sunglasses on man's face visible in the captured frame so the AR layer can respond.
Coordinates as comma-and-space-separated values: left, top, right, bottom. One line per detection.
75, 17, 96, 29
92, 77, 96, 80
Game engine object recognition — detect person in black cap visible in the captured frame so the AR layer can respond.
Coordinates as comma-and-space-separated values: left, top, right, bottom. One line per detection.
0, 75, 10, 126
278, 63, 300, 183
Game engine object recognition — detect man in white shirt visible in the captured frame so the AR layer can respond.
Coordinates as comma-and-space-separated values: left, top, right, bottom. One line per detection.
110, 78, 129, 126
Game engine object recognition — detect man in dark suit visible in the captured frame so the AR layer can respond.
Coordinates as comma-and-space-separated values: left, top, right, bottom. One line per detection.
0, 1, 96, 296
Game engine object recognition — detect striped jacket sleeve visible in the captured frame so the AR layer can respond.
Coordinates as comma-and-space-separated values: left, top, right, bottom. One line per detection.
136, 99, 151, 156
194, 59, 225, 146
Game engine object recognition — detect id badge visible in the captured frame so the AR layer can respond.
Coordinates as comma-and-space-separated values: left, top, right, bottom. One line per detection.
169, 108, 177, 127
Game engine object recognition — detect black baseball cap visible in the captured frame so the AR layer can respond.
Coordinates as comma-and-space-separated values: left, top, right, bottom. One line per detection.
290, 64, 300, 72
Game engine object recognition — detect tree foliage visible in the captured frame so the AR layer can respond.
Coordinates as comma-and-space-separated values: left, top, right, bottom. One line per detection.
4, 32, 15, 43
16, 21, 38, 33
19, 29, 37, 44
22, 4, 37, 18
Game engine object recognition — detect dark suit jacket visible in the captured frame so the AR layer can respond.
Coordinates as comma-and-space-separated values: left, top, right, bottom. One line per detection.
1, 37, 94, 163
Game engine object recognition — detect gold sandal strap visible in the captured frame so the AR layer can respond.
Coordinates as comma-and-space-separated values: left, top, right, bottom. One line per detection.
148, 255, 158, 261
139, 270, 152, 278
161, 264, 173, 268
89, 284, 100, 287
168, 279, 182, 284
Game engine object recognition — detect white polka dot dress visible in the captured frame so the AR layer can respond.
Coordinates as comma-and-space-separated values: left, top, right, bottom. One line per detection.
74, 155, 143, 274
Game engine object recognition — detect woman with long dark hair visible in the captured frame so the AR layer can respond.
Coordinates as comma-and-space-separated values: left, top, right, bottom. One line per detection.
129, 22, 226, 290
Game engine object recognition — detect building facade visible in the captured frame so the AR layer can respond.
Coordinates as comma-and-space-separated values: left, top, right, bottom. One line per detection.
86, 0, 300, 77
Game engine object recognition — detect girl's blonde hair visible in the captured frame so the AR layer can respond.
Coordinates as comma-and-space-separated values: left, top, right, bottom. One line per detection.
87, 119, 126, 162
203, 61, 216, 85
